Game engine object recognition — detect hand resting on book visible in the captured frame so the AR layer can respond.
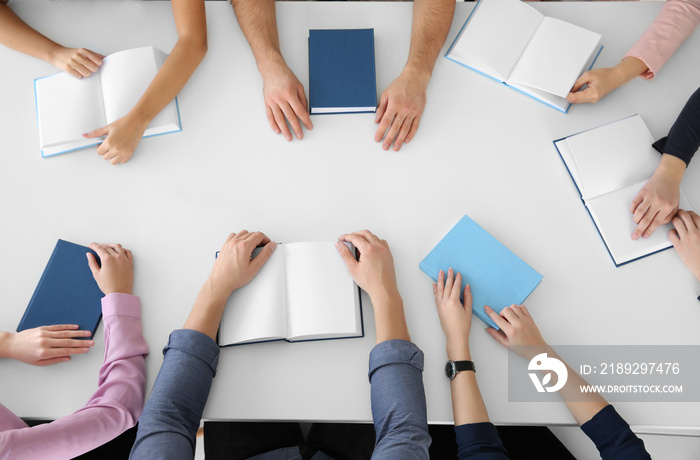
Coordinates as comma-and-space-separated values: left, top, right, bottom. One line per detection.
0, 324, 95, 366
630, 154, 685, 240
261, 60, 313, 142
82, 115, 149, 165
567, 57, 648, 104
670, 210, 700, 283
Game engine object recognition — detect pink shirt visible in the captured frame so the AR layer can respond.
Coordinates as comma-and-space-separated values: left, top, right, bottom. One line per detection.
0, 293, 149, 460
624, 0, 700, 79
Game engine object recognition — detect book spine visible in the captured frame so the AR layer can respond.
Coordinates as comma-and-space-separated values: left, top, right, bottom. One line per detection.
17, 240, 62, 332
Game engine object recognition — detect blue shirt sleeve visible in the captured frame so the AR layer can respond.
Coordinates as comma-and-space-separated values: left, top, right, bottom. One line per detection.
454, 422, 509, 459
368, 340, 431, 460
653, 86, 700, 166
580, 405, 651, 460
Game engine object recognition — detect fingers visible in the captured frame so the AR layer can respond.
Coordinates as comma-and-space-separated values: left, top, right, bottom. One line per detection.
280, 101, 303, 140
353, 230, 380, 244
35, 357, 71, 366
450, 271, 462, 300
669, 228, 681, 247
338, 232, 371, 253
404, 116, 421, 144
245, 231, 272, 250
673, 214, 688, 237
88, 243, 109, 262
630, 189, 644, 213
392, 117, 413, 152
689, 211, 700, 228
501, 305, 520, 322
84, 49, 104, 67
374, 93, 388, 124
435, 269, 445, 305
679, 209, 696, 232
463, 283, 472, 309
82, 125, 110, 139
484, 305, 509, 330
249, 241, 277, 273
45, 328, 92, 338
266, 105, 280, 135
271, 105, 292, 141
486, 327, 510, 347
444, 267, 455, 296
374, 109, 394, 147
570, 72, 589, 94
336, 240, 358, 272
382, 114, 406, 151
43, 324, 80, 331
632, 204, 655, 240
289, 91, 313, 132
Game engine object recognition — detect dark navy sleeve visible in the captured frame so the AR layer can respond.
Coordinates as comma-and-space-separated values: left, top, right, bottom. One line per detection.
580, 405, 651, 460
454, 422, 509, 459
653, 87, 700, 166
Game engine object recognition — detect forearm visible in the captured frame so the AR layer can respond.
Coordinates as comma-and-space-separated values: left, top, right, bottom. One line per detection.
370, 289, 410, 344
0, 3, 63, 64
447, 345, 489, 425
402, 0, 455, 83
127, 35, 206, 127
232, 0, 285, 74
609, 57, 649, 89
183, 281, 229, 340
662, 87, 700, 165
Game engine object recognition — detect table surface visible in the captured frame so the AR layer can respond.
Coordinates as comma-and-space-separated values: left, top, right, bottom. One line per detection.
1, 0, 699, 433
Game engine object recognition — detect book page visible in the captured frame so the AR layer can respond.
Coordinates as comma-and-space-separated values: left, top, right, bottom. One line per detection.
447, 0, 542, 82
100, 46, 179, 131
554, 139, 584, 194
35, 72, 106, 150
284, 242, 361, 341
566, 115, 660, 200
508, 17, 601, 98
587, 183, 693, 265
218, 247, 287, 345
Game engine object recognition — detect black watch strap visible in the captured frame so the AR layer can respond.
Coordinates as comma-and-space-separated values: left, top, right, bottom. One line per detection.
445, 360, 476, 380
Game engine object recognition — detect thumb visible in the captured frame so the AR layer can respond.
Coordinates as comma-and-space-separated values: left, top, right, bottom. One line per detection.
486, 327, 510, 348
82, 125, 110, 139
335, 241, 357, 272
249, 242, 277, 274
86, 252, 100, 278
570, 72, 590, 94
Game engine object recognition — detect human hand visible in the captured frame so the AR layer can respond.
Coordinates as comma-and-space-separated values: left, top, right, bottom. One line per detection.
433, 268, 472, 359
82, 115, 148, 165
670, 210, 700, 282
49, 46, 104, 79
87, 243, 134, 295
631, 154, 685, 239
261, 61, 313, 141
567, 57, 647, 104
0, 325, 94, 366
206, 231, 277, 303
336, 230, 399, 301
485, 305, 548, 360
374, 69, 428, 151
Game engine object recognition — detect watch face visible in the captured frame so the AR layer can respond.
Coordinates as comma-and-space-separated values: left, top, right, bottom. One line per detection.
444, 361, 454, 379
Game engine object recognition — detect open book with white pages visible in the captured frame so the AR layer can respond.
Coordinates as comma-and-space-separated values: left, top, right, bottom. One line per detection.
554, 114, 693, 266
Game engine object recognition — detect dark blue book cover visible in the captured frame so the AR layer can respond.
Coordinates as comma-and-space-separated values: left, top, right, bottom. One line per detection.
17, 240, 104, 339
308, 29, 377, 114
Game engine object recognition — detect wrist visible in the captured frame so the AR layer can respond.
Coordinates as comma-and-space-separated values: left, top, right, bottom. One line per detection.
257, 50, 287, 78
45, 44, 66, 67
401, 63, 431, 87
616, 57, 648, 83
368, 286, 402, 311
124, 107, 154, 131
657, 154, 687, 183
446, 343, 471, 361
0, 331, 14, 359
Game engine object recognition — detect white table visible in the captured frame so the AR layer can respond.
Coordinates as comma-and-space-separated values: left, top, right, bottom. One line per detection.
1, 0, 699, 435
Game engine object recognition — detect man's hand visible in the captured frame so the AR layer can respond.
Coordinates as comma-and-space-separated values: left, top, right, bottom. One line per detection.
205, 231, 276, 303
434, 268, 472, 359
82, 115, 149, 165
87, 243, 134, 295
670, 210, 700, 282
374, 69, 428, 151
631, 154, 685, 240
336, 230, 399, 301
485, 304, 548, 360
261, 61, 313, 141
49, 46, 104, 79
0, 325, 94, 366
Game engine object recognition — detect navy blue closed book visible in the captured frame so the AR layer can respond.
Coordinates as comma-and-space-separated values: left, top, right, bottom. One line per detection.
17, 240, 103, 339
308, 29, 377, 114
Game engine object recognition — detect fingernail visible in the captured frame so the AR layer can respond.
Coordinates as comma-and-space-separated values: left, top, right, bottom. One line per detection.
83, 348, 90, 352
81, 133, 88, 137
296, 133, 302, 140
334, 241, 342, 250
87, 340, 95, 346
448, 267, 453, 274
642, 233, 648, 239
484, 305, 492, 311
631, 233, 638, 240
274, 128, 280, 134
271, 242, 277, 250
375, 136, 381, 142
383, 144, 389, 150
285, 135, 292, 141
63, 358, 70, 362
394, 144, 400, 151
405, 137, 411, 143
466, 284, 471, 293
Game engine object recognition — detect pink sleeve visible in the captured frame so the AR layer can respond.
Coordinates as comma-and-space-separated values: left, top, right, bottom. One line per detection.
623, 0, 700, 79
0, 293, 149, 460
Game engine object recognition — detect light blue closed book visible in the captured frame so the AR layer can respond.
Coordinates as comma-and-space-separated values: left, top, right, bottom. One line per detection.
419, 215, 543, 330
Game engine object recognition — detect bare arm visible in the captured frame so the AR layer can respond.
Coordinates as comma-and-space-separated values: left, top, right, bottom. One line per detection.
0, 2, 103, 78
374, 0, 455, 151
231, 0, 312, 142
84, 0, 207, 165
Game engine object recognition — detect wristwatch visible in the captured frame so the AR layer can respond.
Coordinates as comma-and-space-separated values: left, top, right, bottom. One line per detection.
445, 360, 475, 380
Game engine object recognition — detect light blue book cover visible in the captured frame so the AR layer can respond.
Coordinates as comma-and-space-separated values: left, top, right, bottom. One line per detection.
419, 215, 543, 330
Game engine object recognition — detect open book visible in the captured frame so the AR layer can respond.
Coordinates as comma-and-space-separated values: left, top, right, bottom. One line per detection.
445, 0, 603, 113
554, 115, 693, 266
34, 46, 181, 157
218, 242, 363, 346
